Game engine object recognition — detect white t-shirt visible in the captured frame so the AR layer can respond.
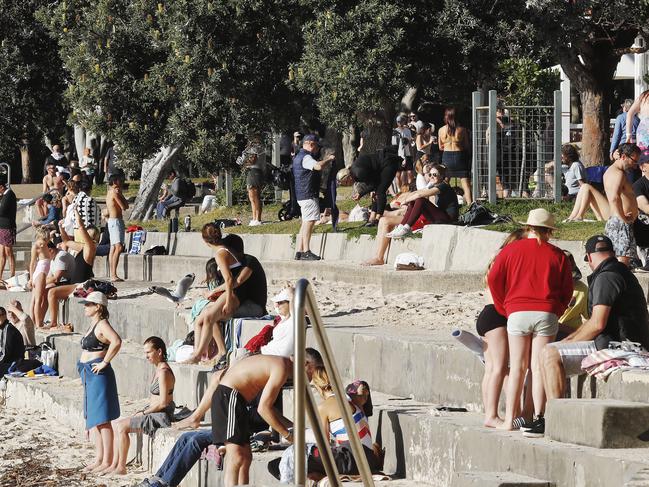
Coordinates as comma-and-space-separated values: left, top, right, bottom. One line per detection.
564, 161, 586, 195
302, 154, 317, 171
50, 250, 75, 279
260, 315, 294, 358
391, 127, 412, 158
416, 173, 428, 190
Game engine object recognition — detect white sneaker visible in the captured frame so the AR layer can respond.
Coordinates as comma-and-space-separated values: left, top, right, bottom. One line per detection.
386, 224, 403, 238
388, 224, 411, 239
248, 219, 261, 227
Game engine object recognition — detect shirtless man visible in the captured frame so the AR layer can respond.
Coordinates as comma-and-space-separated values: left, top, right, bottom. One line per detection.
106, 174, 129, 281
212, 353, 305, 487
603, 142, 642, 266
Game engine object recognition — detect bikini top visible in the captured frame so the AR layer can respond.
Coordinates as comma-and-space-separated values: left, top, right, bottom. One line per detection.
150, 368, 175, 395
80, 323, 109, 352
215, 247, 243, 283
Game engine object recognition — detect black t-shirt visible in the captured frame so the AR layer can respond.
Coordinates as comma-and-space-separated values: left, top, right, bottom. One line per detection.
434, 182, 459, 221
587, 257, 649, 350
234, 254, 267, 312
632, 176, 649, 208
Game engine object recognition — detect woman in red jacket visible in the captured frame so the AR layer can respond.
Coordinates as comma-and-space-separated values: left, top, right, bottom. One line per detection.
487, 208, 573, 436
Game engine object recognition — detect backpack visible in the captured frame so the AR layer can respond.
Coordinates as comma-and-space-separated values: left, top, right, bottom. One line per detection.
144, 245, 167, 255
458, 202, 513, 226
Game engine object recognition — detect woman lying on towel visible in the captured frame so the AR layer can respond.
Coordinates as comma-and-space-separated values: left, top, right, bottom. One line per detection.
77, 291, 122, 474
107, 336, 176, 475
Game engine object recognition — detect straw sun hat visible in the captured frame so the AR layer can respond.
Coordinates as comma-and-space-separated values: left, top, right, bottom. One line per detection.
518, 208, 557, 230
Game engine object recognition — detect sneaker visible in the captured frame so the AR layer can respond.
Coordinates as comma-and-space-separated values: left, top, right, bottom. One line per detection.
388, 224, 412, 239
521, 416, 545, 437
294, 252, 303, 261
519, 415, 541, 432
300, 250, 321, 261
386, 224, 403, 238
248, 219, 261, 227
635, 263, 649, 273
512, 416, 528, 430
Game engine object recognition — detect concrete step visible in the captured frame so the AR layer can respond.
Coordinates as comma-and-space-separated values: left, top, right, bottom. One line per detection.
452, 471, 554, 487
8, 374, 649, 487
546, 398, 649, 448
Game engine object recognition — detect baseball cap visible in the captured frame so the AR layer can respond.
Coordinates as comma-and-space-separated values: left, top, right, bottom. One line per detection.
271, 288, 292, 303
302, 134, 321, 146
584, 235, 614, 261
79, 291, 108, 307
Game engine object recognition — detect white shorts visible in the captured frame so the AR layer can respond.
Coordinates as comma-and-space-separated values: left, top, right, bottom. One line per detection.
298, 198, 320, 222
507, 311, 558, 337
548, 340, 597, 376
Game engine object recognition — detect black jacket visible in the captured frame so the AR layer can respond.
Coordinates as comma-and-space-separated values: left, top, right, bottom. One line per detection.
0, 189, 17, 229
0, 321, 25, 365
350, 147, 401, 215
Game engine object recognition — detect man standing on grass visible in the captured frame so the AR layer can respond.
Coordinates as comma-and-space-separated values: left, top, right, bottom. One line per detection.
603, 142, 641, 266
292, 134, 333, 261
106, 174, 129, 282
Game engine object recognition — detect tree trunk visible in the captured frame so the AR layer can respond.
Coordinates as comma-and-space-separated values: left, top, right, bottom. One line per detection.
74, 124, 86, 164
400, 86, 418, 113
359, 112, 392, 155
579, 88, 609, 167
19, 140, 31, 183
341, 124, 357, 167
129, 145, 182, 220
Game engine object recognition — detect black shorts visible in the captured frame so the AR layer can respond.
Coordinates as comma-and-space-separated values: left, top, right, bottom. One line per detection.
476, 304, 507, 337
212, 385, 250, 446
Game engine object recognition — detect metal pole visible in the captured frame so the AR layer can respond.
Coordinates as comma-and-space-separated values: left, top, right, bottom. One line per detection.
293, 279, 307, 486
225, 169, 233, 207
553, 90, 562, 203
488, 90, 498, 204
305, 286, 375, 487
471, 91, 481, 202
305, 381, 342, 487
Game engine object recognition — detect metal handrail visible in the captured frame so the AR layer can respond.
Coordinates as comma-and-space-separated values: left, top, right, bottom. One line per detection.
293, 278, 375, 487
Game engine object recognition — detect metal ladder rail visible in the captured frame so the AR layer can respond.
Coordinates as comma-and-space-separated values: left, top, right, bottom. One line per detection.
293, 278, 375, 487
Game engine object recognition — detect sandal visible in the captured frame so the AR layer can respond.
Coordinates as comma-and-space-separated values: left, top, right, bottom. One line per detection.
212, 354, 228, 372
364, 220, 378, 227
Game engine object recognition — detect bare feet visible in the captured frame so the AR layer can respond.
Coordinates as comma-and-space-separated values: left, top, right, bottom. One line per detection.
173, 415, 201, 430
179, 354, 201, 365
82, 460, 101, 473
483, 416, 504, 428
111, 277, 124, 282
497, 422, 514, 431
361, 257, 385, 266
91, 462, 112, 474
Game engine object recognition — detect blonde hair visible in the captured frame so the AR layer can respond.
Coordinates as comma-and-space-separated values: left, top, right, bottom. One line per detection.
484, 228, 527, 284
311, 366, 332, 398
34, 226, 50, 240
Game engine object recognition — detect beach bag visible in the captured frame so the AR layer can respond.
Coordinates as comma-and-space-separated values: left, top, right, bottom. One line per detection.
145, 245, 167, 255
348, 204, 369, 222
40, 343, 58, 369
393, 252, 425, 271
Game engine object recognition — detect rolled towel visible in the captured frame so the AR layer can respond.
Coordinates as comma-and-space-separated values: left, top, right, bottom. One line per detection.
451, 329, 485, 365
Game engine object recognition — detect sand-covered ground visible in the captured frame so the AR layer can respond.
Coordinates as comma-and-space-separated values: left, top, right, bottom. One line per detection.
0, 277, 483, 486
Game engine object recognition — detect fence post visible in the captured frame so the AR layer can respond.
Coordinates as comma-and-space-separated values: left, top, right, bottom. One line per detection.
225, 169, 233, 207
553, 90, 562, 203
488, 90, 498, 204
471, 91, 481, 203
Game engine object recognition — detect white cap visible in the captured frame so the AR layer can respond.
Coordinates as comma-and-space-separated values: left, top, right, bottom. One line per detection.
271, 289, 292, 303
79, 291, 108, 307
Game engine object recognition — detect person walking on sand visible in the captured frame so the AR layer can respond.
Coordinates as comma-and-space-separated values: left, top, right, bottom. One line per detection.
77, 291, 122, 474
0, 177, 17, 278
603, 143, 642, 266
106, 174, 129, 282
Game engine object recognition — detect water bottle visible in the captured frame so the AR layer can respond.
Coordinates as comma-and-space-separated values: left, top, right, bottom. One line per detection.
184, 215, 191, 232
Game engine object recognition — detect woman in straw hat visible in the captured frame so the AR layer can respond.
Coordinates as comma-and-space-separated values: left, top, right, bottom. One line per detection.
487, 208, 573, 436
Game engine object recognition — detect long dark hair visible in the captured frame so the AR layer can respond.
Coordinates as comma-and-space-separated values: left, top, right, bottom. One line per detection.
202, 223, 223, 247
444, 107, 458, 136
144, 336, 167, 361
205, 258, 218, 285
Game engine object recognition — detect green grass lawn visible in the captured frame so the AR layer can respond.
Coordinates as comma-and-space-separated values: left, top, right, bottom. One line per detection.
121, 179, 603, 242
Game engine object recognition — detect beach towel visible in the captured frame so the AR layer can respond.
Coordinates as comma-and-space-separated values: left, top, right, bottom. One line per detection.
77, 358, 120, 430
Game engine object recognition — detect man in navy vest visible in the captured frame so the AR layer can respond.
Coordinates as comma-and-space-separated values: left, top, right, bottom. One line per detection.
292, 134, 334, 260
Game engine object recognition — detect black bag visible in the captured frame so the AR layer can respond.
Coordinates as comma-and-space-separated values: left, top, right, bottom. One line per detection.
145, 245, 167, 255
183, 331, 194, 346
458, 202, 512, 226
213, 219, 239, 229
73, 279, 118, 298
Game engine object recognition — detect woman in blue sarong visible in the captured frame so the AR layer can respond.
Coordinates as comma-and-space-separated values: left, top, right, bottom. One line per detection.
76, 291, 122, 473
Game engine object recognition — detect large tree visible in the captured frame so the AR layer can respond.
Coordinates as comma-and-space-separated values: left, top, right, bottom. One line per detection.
43, 0, 305, 218
525, 0, 649, 166
0, 0, 67, 182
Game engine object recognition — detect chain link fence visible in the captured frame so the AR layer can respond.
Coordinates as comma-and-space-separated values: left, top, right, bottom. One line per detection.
472, 90, 562, 203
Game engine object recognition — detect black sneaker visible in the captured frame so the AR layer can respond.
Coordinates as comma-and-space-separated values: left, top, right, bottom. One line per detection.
294, 252, 303, 260
634, 262, 649, 273
519, 415, 541, 432
300, 250, 321, 261
522, 416, 545, 438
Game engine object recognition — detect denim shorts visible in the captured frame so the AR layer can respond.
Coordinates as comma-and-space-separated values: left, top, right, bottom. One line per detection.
507, 311, 558, 337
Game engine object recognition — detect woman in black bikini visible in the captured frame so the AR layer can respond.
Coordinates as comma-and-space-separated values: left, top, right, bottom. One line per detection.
108, 336, 175, 475
77, 291, 122, 474
182, 224, 250, 365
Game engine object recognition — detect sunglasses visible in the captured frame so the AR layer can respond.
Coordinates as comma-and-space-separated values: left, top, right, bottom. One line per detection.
429, 172, 440, 177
